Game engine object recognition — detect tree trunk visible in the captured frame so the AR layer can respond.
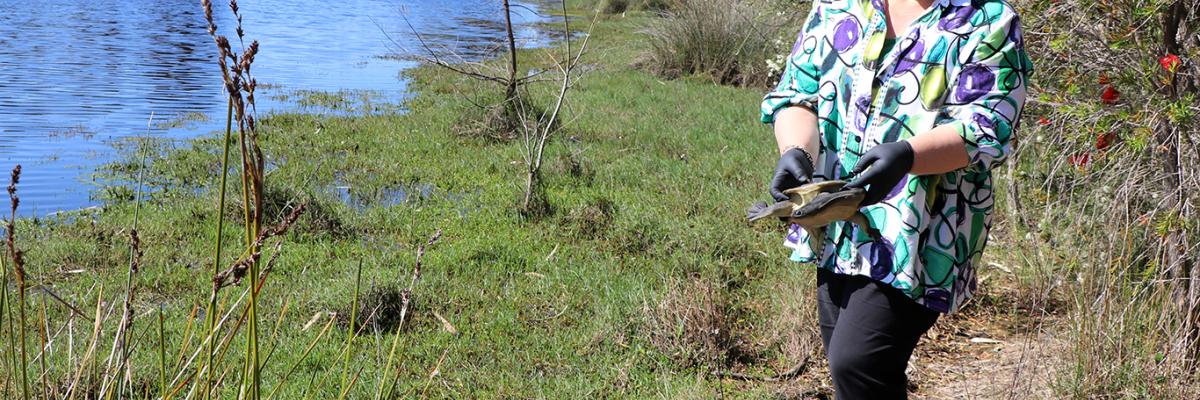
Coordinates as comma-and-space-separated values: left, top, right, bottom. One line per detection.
521, 167, 542, 216
502, 0, 519, 105
1159, 0, 1198, 365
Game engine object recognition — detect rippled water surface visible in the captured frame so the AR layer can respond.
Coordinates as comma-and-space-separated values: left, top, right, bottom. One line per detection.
0, 0, 553, 214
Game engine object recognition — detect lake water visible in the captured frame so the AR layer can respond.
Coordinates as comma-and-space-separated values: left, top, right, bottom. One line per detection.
0, 0, 556, 215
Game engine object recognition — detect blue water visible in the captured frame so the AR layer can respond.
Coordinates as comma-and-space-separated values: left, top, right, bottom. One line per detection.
0, 0, 555, 215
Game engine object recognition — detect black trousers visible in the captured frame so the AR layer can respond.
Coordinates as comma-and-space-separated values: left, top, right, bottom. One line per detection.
816, 268, 940, 400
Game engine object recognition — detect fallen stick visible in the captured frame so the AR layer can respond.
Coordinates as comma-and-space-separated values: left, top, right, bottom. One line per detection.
712, 355, 810, 382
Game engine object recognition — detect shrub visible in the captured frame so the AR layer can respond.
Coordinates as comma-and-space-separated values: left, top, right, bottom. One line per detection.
597, 0, 631, 14
594, 0, 670, 14
1008, 0, 1200, 397
641, 0, 792, 87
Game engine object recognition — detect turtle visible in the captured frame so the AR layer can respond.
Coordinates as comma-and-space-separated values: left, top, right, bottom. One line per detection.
747, 180, 882, 254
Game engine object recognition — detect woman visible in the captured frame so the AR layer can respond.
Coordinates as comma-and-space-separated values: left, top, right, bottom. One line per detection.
761, 0, 1031, 397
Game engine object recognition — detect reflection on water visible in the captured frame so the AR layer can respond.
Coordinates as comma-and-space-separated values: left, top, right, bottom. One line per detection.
0, 0, 553, 214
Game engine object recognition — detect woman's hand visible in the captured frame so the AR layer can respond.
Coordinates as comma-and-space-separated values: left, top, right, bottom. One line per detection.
770, 147, 815, 201
846, 141, 914, 206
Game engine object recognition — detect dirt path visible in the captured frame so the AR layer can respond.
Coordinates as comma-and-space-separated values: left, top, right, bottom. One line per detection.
909, 289, 1063, 399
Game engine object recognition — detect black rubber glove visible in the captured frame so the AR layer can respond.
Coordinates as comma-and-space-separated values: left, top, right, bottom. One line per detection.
770, 148, 815, 202
845, 141, 914, 206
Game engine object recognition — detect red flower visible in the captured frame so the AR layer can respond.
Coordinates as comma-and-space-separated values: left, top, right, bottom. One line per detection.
1038, 116, 1051, 126
1159, 54, 1181, 72
1101, 85, 1120, 104
1095, 132, 1116, 151
1069, 152, 1091, 168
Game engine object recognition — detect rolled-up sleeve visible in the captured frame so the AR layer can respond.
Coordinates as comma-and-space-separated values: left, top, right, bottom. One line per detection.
937, 13, 1033, 173
760, 3, 827, 124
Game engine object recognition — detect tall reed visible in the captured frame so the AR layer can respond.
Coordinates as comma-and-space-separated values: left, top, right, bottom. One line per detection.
201, 0, 268, 398
1, 258, 12, 399
5, 165, 29, 400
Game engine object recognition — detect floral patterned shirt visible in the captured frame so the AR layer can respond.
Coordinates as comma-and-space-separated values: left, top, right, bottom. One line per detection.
760, 0, 1032, 313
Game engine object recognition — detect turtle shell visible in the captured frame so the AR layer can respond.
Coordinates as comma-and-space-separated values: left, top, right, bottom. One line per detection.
781, 180, 848, 198
792, 187, 866, 219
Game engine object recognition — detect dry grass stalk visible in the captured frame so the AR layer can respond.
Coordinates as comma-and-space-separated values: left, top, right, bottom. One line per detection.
99, 113, 154, 398
96, 227, 144, 399
400, 229, 443, 329
376, 229, 442, 400
644, 276, 732, 369
61, 286, 107, 400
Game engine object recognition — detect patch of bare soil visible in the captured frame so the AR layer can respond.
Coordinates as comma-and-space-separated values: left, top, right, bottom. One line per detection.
909, 291, 1063, 399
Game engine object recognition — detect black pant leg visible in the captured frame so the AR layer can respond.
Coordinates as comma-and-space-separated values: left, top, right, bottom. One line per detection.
815, 268, 844, 351
824, 276, 939, 400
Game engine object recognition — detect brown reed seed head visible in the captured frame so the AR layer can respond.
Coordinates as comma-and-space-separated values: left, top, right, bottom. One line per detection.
213, 258, 251, 288
230, 0, 245, 40
8, 165, 20, 213
247, 79, 257, 107
8, 164, 20, 196
129, 229, 142, 274
5, 165, 23, 285
278, 203, 306, 233
241, 41, 258, 71
11, 250, 24, 284
202, 0, 217, 35
215, 36, 233, 59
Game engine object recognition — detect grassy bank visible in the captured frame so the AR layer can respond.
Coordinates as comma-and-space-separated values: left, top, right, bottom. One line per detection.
0, 7, 831, 399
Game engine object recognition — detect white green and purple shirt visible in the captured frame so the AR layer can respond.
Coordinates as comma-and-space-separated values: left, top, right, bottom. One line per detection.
761, 0, 1032, 313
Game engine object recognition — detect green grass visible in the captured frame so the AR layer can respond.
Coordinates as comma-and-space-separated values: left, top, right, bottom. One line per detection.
0, 9, 817, 399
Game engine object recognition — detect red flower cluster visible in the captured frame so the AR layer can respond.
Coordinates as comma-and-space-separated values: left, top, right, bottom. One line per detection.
1160, 53, 1181, 72
1095, 132, 1116, 151
1069, 152, 1091, 168
1101, 85, 1120, 104
1038, 116, 1051, 126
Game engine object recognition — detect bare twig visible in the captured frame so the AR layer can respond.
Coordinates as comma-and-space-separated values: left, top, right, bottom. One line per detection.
712, 354, 811, 382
